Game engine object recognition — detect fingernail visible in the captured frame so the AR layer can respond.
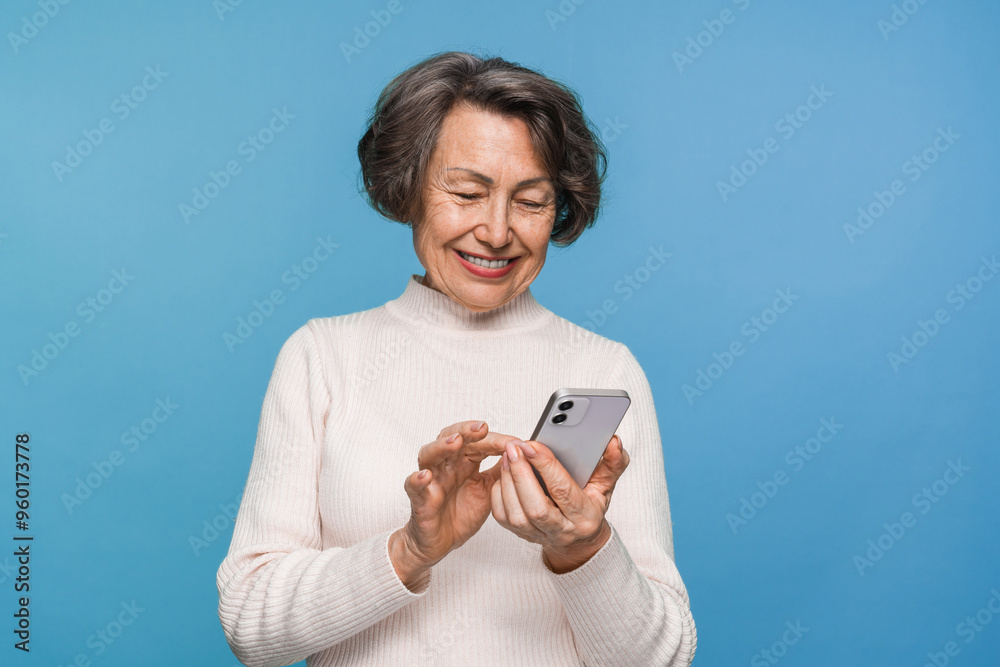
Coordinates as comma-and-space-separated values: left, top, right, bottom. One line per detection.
418, 469, 428, 479
471, 421, 485, 431
617, 436, 623, 453
502, 452, 509, 470
506, 440, 520, 463
446, 433, 459, 444
520, 440, 536, 457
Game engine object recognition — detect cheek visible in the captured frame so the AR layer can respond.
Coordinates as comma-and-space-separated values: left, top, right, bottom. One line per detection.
414, 207, 445, 249
424, 200, 472, 236
525, 222, 553, 258
529, 246, 548, 268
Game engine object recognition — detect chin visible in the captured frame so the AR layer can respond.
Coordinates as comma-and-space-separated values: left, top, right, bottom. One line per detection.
456, 283, 512, 310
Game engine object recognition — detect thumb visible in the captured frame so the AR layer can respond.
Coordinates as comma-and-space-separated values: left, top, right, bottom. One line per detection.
519, 440, 583, 509
583, 436, 629, 499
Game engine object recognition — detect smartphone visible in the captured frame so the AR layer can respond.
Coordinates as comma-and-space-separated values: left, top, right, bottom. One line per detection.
527, 388, 631, 495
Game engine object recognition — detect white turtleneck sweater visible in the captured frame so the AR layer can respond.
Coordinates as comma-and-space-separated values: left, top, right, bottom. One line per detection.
216, 274, 696, 666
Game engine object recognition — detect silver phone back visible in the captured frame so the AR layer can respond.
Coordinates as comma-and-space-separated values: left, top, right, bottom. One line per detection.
529, 388, 631, 488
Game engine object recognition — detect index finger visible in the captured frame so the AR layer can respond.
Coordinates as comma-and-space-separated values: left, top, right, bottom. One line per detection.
465, 428, 519, 460
457, 421, 521, 461
426, 420, 507, 464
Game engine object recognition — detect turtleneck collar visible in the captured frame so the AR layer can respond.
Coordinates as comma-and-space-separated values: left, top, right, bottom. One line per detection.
384, 274, 552, 332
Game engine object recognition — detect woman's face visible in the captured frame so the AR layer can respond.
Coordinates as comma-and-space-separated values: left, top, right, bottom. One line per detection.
413, 103, 557, 312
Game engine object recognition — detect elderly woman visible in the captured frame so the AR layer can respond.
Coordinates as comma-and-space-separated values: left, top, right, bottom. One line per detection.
216, 51, 696, 666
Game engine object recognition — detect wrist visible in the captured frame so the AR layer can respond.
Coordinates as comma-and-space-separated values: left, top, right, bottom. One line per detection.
543, 520, 613, 574
389, 527, 432, 592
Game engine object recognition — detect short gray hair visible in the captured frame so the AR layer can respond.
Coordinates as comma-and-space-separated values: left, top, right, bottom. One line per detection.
357, 51, 608, 246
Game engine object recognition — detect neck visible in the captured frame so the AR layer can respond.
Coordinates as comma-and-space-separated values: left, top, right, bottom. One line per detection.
385, 274, 551, 332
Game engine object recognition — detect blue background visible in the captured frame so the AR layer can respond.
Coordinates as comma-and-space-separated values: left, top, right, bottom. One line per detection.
2, 0, 998, 665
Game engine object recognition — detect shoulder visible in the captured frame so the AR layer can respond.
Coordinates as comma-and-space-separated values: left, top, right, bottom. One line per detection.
292, 301, 394, 352
535, 308, 655, 401
268, 303, 402, 385
539, 309, 641, 373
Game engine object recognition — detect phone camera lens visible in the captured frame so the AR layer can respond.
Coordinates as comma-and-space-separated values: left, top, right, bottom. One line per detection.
552, 413, 567, 424
558, 400, 574, 411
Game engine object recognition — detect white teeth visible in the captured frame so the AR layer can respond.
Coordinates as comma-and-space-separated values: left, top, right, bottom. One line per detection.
459, 251, 511, 269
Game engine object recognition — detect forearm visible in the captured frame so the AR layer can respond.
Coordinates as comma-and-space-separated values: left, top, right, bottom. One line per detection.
217, 529, 428, 667
547, 524, 696, 666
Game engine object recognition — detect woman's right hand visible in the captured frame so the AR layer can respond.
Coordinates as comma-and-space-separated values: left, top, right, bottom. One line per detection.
389, 420, 509, 589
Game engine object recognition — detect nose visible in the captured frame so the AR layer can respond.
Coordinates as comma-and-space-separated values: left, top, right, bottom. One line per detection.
473, 197, 514, 249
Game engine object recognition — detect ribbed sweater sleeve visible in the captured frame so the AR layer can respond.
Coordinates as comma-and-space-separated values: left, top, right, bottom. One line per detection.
215, 323, 427, 667
546, 343, 697, 666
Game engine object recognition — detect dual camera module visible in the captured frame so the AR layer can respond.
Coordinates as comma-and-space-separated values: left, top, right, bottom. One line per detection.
551, 400, 574, 424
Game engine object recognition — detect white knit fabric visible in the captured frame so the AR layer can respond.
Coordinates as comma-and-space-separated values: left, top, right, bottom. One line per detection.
217, 274, 696, 666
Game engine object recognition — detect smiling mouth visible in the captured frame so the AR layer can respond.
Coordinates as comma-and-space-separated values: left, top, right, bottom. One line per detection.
456, 250, 516, 269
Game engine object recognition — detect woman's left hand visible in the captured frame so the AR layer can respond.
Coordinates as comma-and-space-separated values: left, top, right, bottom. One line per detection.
491, 435, 629, 573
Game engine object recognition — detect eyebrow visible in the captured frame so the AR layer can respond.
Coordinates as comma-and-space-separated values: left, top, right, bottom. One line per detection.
446, 167, 553, 189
